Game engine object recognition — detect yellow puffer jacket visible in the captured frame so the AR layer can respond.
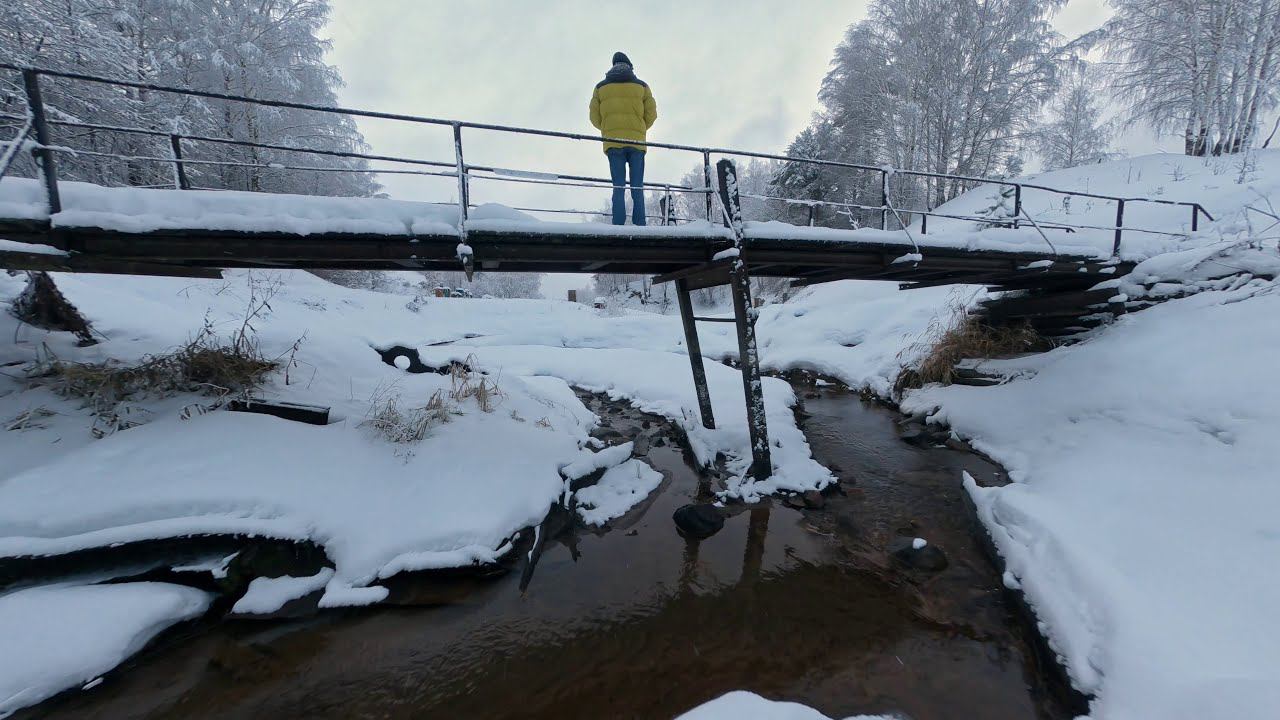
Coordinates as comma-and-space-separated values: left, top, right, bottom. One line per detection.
589, 65, 657, 153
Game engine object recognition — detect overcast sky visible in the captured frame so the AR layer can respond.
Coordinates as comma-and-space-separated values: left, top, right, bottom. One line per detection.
321, 0, 1159, 296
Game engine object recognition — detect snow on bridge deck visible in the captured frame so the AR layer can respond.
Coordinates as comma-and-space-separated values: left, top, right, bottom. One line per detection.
0, 178, 1120, 285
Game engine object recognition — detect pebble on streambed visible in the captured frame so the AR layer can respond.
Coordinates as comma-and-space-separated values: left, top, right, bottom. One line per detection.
672, 503, 725, 539
887, 536, 949, 572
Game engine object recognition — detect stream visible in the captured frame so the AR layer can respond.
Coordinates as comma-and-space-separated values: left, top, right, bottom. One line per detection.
18, 383, 1078, 720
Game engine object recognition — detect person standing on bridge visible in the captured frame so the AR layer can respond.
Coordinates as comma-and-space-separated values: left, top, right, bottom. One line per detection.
590, 51, 657, 226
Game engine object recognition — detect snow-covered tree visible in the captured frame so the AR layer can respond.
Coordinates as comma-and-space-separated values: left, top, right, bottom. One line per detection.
0, 0, 376, 196
781, 0, 1067, 216
1105, 0, 1280, 155
1037, 65, 1114, 169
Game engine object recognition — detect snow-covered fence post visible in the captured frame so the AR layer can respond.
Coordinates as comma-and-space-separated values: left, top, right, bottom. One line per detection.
880, 169, 890, 230
702, 150, 714, 222
716, 158, 772, 482
21, 70, 61, 215
1112, 198, 1126, 256
168, 134, 190, 190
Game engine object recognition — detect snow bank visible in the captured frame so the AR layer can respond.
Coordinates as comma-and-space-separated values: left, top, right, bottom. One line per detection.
417, 343, 834, 500
0, 582, 211, 717
901, 283, 1280, 719
675, 691, 895, 720
0, 271, 602, 600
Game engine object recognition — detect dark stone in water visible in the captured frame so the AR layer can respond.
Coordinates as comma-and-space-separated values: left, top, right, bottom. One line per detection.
633, 436, 651, 455
219, 541, 330, 596
672, 504, 724, 539
802, 490, 826, 509
901, 428, 948, 448
887, 537, 949, 572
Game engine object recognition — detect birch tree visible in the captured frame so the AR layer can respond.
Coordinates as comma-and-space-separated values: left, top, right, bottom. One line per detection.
1106, 0, 1280, 155
0, 0, 376, 196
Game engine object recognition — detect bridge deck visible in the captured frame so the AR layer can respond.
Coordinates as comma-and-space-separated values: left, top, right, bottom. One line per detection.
0, 180, 1122, 287
0, 219, 1122, 287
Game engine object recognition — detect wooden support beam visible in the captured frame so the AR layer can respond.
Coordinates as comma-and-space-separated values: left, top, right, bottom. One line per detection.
651, 259, 733, 286
675, 278, 715, 430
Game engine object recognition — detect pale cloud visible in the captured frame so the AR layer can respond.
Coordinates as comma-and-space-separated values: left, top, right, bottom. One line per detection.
320, 0, 1173, 214
324, 0, 861, 204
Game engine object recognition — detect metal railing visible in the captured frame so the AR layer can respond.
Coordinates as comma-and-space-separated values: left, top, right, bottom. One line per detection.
0, 63, 1213, 256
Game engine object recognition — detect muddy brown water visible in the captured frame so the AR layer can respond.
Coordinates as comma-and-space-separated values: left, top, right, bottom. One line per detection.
21, 385, 1075, 720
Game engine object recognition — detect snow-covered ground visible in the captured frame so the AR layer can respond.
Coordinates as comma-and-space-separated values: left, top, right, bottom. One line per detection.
1, 149, 1278, 719
901, 277, 1280, 720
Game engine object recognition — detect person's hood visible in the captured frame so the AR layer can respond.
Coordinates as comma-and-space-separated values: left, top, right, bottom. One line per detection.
604, 63, 638, 84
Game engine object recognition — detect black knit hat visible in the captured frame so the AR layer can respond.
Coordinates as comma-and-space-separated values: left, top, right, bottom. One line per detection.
612, 51, 632, 66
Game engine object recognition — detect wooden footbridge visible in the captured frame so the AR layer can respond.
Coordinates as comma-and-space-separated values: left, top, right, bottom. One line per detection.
0, 64, 1211, 480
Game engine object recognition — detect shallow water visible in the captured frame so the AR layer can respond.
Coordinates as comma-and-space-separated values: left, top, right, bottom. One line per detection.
23, 386, 1073, 720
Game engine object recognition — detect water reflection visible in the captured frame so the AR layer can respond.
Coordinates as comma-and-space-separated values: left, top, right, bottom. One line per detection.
23, 387, 1074, 720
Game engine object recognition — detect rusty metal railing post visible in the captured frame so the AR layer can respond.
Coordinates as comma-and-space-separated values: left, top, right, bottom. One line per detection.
716, 158, 771, 482
169, 134, 190, 190
1191, 204, 1200, 232
880, 169, 889, 230
1012, 184, 1022, 229
1112, 198, 1125, 256
452, 122, 470, 230
21, 69, 61, 214
702, 149, 714, 222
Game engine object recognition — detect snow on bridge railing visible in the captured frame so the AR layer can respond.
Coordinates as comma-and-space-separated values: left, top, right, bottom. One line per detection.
0, 63, 1213, 256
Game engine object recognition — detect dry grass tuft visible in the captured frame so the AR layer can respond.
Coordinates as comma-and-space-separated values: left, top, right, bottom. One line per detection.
894, 297, 1047, 395
361, 387, 456, 444
447, 354, 505, 412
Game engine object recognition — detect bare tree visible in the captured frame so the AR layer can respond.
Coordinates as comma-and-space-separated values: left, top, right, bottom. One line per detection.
1037, 63, 1114, 169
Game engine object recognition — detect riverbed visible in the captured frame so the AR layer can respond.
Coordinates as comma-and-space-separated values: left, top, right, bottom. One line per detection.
18, 384, 1074, 719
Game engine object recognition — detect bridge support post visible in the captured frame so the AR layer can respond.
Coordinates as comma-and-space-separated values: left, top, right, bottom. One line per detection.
717, 158, 772, 482
675, 278, 716, 430
22, 70, 61, 215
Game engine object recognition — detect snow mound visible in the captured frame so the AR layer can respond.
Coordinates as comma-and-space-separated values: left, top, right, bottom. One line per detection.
675, 691, 896, 720
575, 459, 664, 526
0, 582, 211, 718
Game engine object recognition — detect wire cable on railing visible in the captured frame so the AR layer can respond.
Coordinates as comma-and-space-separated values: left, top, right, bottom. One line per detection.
1017, 206, 1060, 257
468, 203, 689, 223
467, 171, 713, 195
0, 113, 33, 181
40, 145, 460, 178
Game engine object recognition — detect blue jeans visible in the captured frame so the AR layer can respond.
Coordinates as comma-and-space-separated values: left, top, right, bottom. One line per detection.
606, 147, 646, 226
